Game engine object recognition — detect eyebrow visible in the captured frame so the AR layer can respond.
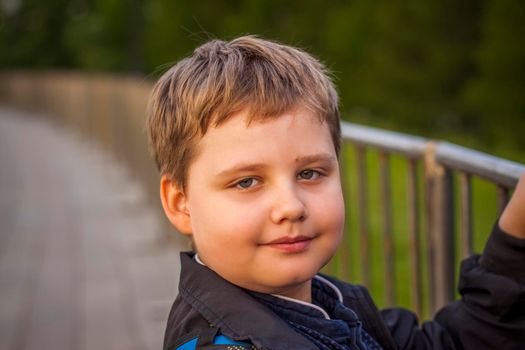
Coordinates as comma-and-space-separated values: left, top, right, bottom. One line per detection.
216, 153, 337, 178
293, 153, 337, 164
216, 163, 267, 179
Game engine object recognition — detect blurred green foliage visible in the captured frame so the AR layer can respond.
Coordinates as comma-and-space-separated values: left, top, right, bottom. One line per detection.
1, 0, 523, 158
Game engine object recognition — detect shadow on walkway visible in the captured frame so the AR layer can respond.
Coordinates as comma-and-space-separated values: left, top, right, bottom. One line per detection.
0, 107, 181, 350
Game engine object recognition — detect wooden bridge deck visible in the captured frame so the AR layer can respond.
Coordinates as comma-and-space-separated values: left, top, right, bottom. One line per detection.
0, 107, 182, 350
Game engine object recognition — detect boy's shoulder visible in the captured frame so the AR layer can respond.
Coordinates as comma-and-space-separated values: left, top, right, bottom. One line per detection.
164, 252, 318, 350
164, 255, 256, 349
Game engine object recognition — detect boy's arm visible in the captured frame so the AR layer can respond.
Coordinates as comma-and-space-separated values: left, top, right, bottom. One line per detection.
499, 173, 525, 239
381, 174, 525, 350
432, 172, 525, 349
475, 172, 525, 281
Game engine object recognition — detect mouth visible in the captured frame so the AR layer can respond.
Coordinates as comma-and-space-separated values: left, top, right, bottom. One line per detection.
264, 235, 313, 253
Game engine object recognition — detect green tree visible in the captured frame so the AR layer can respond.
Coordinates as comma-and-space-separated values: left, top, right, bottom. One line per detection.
0, 0, 73, 68
462, 0, 525, 149
64, 0, 144, 71
340, 0, 483, 135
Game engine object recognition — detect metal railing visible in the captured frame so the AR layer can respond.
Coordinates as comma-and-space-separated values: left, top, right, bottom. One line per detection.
1, 71, 524, 318
337, 122, 525, 317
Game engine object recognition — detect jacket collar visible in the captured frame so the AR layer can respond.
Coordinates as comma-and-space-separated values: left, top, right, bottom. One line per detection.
178, 252, 318, 350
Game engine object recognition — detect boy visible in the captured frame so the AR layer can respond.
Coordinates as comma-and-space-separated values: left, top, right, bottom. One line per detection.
146, 36, 525, 349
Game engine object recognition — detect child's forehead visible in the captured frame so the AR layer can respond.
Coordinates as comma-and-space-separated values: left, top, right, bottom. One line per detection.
197, 107, 331, 154
210, 105, 326, 130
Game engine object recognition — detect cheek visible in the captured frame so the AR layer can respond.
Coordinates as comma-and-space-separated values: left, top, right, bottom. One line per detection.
190, 194, 265, 244
333, 190, 346, 224
317, 192, 345, 256
313, 182, 345, 229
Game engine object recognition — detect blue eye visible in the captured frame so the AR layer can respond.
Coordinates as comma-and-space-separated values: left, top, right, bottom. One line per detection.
236, 178, 258, 189
298, 169, 320, 180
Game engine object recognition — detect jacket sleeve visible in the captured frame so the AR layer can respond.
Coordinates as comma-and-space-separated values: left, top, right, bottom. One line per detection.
380, 223, 525, 350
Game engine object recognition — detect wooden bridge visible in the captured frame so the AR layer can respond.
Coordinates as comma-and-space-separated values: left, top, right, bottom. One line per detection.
0, 107, 184, 350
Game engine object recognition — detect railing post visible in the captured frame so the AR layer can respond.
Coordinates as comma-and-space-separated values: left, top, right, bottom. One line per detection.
425, 142, 455, 313
432, 164, 456, 311
497, 186, 510, 214
425, 142, 456, 313
379, 151, 395, 306
355, 144, 370, 288
407, 158, 422, 318
459, 173, 473, 259
424, 143, 436, 314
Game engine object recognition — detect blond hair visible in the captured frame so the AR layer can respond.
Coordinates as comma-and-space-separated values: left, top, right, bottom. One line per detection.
147, 35, 340, 190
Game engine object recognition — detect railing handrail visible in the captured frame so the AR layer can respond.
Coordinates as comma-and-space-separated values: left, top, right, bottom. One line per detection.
341, 122, 427, 157
341, 121, 525, 187
435, 142, 525, 187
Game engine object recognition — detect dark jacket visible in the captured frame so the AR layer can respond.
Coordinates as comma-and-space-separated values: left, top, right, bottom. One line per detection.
164, 224, 525, 350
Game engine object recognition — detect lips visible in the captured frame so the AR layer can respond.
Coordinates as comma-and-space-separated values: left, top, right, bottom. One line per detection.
264, 235, 313, 253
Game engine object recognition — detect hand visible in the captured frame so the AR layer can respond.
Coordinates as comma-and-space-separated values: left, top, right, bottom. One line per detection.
499, 172, 525, 239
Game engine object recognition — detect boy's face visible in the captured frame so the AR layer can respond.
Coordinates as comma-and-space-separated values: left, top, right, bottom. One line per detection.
174, 107, 344, 301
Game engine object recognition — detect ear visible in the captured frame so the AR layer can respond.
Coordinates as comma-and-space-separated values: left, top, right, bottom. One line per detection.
160, 175, 192, 235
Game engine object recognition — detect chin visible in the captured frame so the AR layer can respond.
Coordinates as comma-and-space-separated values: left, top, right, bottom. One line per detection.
275, 265, 319, 285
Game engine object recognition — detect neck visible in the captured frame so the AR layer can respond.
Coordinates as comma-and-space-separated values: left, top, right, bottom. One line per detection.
273, 280, 312, 303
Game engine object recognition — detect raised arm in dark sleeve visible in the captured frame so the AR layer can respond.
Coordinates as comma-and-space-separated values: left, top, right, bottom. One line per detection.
380, 223, 525, 350
434, 223, 525, 350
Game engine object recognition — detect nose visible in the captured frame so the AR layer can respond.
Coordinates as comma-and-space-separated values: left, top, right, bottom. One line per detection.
270, 183, 308, 224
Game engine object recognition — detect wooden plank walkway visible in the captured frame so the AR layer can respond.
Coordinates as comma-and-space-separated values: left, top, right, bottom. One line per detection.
0, 107, 182, 350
